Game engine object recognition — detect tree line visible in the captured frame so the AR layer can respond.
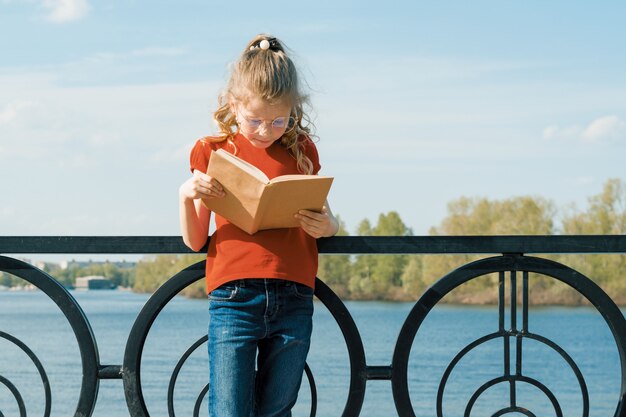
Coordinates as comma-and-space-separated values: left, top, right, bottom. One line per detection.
317, 178, 625, 304
1, 259, 135, 289
3, 178, 624, 305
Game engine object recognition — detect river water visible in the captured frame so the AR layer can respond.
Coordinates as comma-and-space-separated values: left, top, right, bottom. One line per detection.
0, 289, 622, 417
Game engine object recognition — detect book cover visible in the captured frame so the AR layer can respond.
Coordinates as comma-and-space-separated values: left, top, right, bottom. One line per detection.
202, 149, 334, 234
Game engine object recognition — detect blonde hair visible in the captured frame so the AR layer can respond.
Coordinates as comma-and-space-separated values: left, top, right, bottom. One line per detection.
212, 34, 315, 174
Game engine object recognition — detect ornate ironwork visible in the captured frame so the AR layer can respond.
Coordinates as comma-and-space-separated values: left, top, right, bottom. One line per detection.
391, 255, 626, 417
0, 330, 51, 417
122, 261, 363, 417
0, 255, 100, 417
1, 236, 626, 417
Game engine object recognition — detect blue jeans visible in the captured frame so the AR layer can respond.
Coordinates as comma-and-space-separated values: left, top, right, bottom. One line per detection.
207, 279, 314, 417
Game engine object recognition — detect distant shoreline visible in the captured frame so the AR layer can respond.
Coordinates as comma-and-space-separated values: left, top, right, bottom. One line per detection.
3, 284, 623, 307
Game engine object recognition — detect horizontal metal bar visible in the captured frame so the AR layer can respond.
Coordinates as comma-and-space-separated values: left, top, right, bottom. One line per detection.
0, 236, 193, 255
366, 365, 393, 380
319, 235, 626, 254
0, 235, 625, 255
98, 365, 123, 379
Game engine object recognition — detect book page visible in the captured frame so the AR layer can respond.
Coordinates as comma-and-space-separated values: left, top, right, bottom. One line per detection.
269, 174, 332, 183
215, 149, 269, 183
257, 177, 334, 230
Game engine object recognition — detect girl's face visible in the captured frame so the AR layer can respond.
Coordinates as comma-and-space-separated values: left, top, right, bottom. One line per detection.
235, 96, 293, 149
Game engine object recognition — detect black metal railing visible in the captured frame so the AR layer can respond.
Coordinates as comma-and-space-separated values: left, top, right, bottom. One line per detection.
1, 235, 626, 417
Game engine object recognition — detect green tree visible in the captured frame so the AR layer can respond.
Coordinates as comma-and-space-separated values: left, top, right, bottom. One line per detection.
433, 196, 555, 235
317, 215, 352, 297
423, 196, 556, 304
350, 212, 412, 300
356, 218, 372, 236
177, 254, 210, 298
81, 262, 135, 288
562, 178, 626, 235
560, 178, 626, 303
0, 272, 19, 287
53, 264, 82, 287
133, 254, 205, 295
134, 255, 180, 293
400, 256, 424, 299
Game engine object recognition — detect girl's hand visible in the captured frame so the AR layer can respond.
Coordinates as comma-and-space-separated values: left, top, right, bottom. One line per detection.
296, 205, 339, 239
179, 169, 225, 202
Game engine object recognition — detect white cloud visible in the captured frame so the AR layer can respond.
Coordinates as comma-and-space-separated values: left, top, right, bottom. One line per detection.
0, 70, 220, 167
581, 115, 626, 142
42, 0, 90, 23
542, 124, 582, 140
543, 115, 625, 142
0, 101, 37, 125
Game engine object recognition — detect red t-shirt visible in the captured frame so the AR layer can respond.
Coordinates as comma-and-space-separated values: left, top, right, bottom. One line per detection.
189, 133, 321, 293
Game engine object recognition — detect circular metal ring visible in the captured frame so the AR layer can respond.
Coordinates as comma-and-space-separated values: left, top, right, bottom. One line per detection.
122, 261, 367, 417
391, 255, 626, 417
0, 256, 100, 417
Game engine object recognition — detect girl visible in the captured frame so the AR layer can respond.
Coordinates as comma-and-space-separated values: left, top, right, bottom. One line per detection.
179, 34, 338, 417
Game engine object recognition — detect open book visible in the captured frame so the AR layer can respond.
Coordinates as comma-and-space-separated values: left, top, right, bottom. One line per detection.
202, 149, 334, 234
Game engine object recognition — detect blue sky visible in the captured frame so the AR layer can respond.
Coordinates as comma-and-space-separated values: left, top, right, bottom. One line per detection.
1, 1, 625, 248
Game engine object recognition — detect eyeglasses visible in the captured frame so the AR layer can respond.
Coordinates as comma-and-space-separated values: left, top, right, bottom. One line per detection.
237, 111, 296, 133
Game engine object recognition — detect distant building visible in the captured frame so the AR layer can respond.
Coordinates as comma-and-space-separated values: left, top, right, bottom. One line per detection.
75, 275, 116, 290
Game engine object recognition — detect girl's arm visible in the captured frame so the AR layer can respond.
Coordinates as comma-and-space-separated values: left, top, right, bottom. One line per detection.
179, 169, 224, 251
296, 200, 339, 239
